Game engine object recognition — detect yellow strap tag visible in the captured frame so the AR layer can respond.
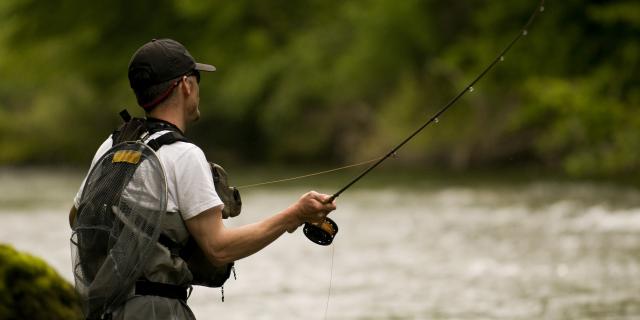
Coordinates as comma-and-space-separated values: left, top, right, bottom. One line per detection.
112, 150, 142, 164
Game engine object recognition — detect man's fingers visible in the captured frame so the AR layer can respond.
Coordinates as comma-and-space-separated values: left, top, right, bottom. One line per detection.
296, 191, 337, 224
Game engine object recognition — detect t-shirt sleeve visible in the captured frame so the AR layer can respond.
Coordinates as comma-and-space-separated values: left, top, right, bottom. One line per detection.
175, 146, 224, 220
73, 136, 114, 208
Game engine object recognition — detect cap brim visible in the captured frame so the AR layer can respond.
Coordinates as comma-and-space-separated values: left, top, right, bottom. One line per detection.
195, 62, 216, 72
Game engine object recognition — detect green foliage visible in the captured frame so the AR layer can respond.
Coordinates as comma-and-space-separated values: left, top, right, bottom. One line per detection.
0, 0, 637, 178
509, 0, 640, 177
0, 244, 82, 320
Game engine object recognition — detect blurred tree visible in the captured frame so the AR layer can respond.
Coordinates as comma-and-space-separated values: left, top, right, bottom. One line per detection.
0, 0, 637, 178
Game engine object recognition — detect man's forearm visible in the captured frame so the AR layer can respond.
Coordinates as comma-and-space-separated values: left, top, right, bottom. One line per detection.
187, 191, 335, 267
209, 209, 297, 264
187, 206, 300, 266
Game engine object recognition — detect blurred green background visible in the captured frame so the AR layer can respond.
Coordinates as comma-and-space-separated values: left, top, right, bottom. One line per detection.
0, 0, 637, 180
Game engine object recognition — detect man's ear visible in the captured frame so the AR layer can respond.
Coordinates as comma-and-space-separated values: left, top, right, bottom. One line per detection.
180, 75, 192, 96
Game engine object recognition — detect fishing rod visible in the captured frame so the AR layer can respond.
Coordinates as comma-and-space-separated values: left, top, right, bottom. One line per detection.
303, 0, 546, 246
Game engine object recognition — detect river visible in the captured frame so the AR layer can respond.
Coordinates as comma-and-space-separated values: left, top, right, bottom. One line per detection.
2, 168, 640, 319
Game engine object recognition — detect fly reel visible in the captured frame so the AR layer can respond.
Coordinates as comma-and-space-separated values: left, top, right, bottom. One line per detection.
303, 218, 338, 246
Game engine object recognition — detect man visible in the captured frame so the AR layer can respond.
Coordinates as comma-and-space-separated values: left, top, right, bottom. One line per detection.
69, 38, 336, 319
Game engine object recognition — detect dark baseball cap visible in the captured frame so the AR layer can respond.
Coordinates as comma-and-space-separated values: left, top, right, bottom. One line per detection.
128, 38, 215, 90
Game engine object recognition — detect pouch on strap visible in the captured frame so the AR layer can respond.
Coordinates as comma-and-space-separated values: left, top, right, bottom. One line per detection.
210, 163, 242, 219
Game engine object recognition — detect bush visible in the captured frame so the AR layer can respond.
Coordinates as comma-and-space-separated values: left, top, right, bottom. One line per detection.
0, 244, 81, 320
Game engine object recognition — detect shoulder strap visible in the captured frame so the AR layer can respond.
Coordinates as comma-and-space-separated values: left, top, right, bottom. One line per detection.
112, 110, 146, 145
146, 131, 190, 151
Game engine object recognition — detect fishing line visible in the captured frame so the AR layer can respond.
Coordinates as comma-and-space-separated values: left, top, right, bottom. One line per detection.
235, 156, 388, 189
233, 2, 546, 246
323, 243, 335, 320
229, 2, 544, 315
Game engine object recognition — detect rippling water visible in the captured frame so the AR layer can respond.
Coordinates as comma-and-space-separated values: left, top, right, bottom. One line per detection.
2, 168, 640, 319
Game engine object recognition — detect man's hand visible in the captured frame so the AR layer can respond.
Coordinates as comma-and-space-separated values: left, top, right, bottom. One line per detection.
286, 191, 337, 233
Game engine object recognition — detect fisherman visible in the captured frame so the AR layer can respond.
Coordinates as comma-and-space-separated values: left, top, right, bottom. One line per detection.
68, 38, 336, 319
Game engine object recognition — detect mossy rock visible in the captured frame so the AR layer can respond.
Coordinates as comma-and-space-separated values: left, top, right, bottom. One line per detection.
0, 244, 82, 320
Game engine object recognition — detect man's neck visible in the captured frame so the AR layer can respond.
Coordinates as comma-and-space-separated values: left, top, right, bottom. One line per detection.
146, 106, 186, 133
145, 117, 185, 135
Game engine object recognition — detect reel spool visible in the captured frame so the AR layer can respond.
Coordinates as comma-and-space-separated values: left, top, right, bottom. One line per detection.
303, 218, 339, 246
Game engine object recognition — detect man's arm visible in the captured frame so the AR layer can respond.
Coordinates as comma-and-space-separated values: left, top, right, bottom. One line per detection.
185, 191, 335, 266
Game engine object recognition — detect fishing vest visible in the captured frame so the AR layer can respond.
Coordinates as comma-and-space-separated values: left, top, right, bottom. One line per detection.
71, 110, 240, 319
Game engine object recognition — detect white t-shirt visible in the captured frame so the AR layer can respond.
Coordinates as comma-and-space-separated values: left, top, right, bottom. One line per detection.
74, 130, 223, 220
